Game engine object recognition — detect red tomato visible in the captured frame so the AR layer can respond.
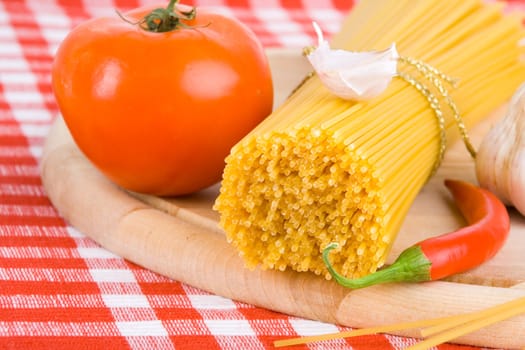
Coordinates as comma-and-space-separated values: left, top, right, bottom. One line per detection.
52, 2, 273, 196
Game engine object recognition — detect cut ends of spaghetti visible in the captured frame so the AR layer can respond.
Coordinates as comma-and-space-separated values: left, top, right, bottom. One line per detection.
214, 127, 390, 279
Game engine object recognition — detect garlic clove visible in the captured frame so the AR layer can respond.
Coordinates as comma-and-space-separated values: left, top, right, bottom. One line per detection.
476, 82, 525, 216
305, 22, 399, 101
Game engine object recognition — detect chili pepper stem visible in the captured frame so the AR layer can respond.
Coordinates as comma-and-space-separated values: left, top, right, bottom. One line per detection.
323, 243, 432, 289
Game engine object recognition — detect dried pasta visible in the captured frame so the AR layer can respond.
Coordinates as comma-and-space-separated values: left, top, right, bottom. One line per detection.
214, 0, 525, 279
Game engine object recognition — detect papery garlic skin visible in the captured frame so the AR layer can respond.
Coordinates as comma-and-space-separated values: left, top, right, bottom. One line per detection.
476, 82, 525, 216
305, 22, 399, 101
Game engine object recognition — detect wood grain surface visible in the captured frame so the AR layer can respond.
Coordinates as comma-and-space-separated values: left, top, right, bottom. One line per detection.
41, 49, 525, 348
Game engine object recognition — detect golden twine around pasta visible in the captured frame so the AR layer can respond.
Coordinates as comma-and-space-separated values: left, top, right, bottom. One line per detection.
304, 23, 477, 175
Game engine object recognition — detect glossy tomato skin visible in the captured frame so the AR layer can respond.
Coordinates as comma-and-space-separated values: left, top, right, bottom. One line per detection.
52, 6, 273, 196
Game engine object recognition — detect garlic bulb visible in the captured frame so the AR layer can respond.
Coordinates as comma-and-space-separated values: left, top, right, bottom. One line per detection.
476, 82, 525, 216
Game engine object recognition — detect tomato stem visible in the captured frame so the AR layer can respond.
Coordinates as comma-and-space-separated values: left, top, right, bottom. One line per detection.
167, 0, 178, 13
123, 0, 197, 33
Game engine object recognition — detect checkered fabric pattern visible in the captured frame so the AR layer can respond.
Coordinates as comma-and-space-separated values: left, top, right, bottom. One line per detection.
1, 0, 523, 349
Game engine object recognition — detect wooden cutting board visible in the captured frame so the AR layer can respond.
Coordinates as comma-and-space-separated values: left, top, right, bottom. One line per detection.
41, 49, 525, 348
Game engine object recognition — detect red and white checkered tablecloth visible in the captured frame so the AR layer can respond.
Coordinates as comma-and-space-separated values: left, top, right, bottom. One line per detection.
1, 0, 524, 349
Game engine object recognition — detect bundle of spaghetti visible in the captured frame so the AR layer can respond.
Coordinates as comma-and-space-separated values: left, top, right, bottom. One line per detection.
214, 0, 525, 279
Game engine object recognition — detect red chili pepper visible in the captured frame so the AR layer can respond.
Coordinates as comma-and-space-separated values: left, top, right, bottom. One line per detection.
323, 179, 511, 289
